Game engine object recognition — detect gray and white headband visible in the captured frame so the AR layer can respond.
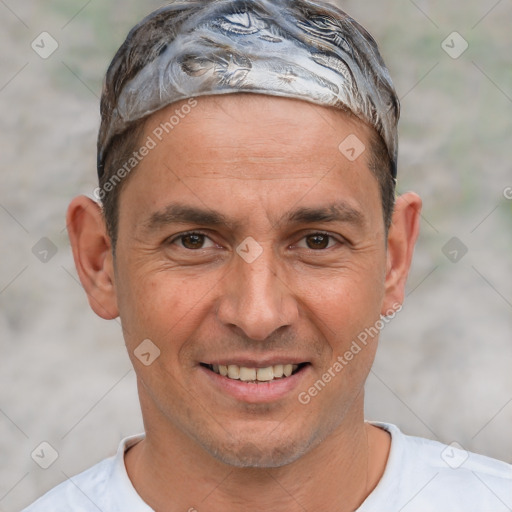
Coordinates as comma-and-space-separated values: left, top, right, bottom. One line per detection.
98, 0, 400, 180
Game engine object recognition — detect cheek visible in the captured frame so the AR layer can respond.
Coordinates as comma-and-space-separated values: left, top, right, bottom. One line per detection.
302, 274, 382, 408
295, 261, 385, 330
294, 264, 385, 389
115, 259, 223, 355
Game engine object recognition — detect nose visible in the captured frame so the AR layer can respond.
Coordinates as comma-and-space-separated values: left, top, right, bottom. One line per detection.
215, 245, 299, 341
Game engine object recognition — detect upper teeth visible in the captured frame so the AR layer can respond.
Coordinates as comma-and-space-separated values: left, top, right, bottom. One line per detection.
211, 364, 299, 382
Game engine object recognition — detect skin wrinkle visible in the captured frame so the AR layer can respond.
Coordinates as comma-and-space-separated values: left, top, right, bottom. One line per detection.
117, 96, 388, 468
97, 0, 399, 248
64, 2, 424, 510
141, 201, 366, 241
66, 92, 421, 509
100, 97, 394, 248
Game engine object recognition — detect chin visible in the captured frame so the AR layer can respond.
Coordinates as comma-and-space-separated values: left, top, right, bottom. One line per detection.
198, 428, 319, 468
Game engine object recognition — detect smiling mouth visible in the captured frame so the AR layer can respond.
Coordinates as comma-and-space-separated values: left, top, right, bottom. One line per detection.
201, 363, 309, 383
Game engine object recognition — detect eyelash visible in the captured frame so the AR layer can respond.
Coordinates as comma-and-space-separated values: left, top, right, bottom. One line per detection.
168, 230, 343, 251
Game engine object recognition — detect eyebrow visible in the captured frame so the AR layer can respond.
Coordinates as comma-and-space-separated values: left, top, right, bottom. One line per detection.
284, 202, 364, 227
143, 201, 365, 233
144, 204, 239, 232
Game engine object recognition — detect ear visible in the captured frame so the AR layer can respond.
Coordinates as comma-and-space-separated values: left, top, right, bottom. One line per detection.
66, 195, 119, 320
381, 191, 422, 315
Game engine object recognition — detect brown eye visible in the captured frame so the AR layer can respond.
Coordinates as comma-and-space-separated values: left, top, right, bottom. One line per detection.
305, 233, 332, 250
181, 233, 205, 249
171, 232, 215, 250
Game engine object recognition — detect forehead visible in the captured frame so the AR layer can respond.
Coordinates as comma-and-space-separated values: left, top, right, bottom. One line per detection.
118, 94, 382, 233
141, 94, 372, 176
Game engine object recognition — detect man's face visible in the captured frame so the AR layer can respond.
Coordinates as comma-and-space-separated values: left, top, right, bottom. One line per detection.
113, 94, 391, 467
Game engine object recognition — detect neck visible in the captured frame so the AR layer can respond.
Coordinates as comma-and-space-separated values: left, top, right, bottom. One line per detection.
125, 393, 390, 512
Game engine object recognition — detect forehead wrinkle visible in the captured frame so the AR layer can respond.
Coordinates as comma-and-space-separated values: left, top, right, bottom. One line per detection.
140, 197, 367, 239
185, 174, 320, 180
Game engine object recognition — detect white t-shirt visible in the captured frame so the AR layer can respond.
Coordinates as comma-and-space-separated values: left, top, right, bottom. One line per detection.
21, 422, 512, 512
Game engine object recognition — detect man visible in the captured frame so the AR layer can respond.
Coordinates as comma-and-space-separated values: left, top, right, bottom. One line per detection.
23, 1, 511, 511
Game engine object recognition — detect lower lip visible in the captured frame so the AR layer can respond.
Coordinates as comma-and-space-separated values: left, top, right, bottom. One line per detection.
199, 365, 311, 404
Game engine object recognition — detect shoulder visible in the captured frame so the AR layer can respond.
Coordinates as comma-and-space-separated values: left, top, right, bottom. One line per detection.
375, 422, 512, 511
21, 456, 115, 512
20, 433, 147, 512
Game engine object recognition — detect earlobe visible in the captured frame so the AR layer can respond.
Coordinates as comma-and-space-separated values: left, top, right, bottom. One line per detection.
66, 195, 119, 320
382, 191, 422, 315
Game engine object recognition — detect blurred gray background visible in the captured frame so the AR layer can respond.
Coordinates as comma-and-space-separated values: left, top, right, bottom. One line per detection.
1, 1, 511, 510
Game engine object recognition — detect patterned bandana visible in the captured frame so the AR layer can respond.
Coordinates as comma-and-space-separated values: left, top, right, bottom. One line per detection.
98, 0, 399, 180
